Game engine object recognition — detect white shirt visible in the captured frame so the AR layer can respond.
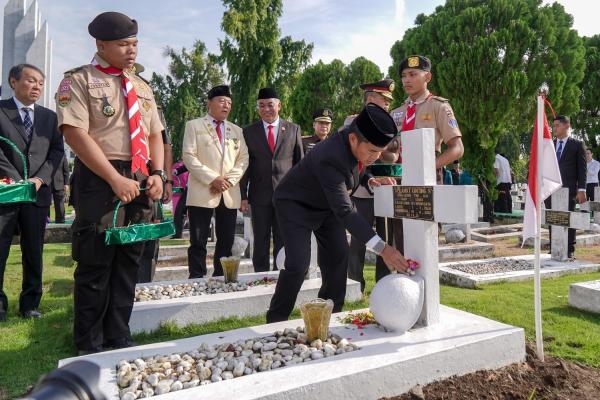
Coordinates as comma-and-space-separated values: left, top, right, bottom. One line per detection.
587, 159, 600, 184
493, 154, 511, 184
13, 97, 35, 125
262, 118, 280, 143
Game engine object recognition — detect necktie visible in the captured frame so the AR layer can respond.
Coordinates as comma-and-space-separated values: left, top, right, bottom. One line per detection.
267, 125, 275, 153
94, 64, 149, 175
22, 107, 33, 141
402, 101, 416, 131
214, 120, 223, 144
358, 161, 364, 174
556, 140, 564, 160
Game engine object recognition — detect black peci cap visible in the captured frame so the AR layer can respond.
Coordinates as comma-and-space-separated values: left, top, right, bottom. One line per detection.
208, 85, 232, 99
88, 12, 138, 41
257, 87, 279, 100
313, 108, 333, 123
351, 103, 397, 147
399, 55, 431, 73
359, 78, 395, 101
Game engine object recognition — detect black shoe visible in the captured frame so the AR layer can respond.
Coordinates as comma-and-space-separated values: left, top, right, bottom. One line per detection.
21, 310, 42, 319
568, 252, 575, 260
0, 311, 6, 322
103, 338, 137, 349
78, 346, 104, 356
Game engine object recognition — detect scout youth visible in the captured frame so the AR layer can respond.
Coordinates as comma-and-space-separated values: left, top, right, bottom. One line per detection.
56, 12, 165, 355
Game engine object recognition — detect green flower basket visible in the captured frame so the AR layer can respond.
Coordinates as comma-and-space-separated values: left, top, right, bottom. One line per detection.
104, 193, 175, 245
0, 136, 36, 204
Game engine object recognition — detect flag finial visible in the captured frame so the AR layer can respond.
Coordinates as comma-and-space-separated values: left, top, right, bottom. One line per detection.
539, 82, 549, 97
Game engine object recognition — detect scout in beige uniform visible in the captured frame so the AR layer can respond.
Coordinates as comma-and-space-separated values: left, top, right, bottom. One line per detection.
56, 12, 164, 356
378, 55, 464, 281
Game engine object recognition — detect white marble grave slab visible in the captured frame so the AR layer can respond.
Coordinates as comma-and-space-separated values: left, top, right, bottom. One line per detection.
569, 280, 600, 314
60, 306, 525, 400
130, 272, 362, 334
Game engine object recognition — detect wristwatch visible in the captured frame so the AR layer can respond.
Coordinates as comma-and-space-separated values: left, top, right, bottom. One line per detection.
151, 169, 167, 183
372, 239, 386, 255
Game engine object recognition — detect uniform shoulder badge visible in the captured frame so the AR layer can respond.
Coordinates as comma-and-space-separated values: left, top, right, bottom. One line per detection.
63, 66, 84, 77
431, 95, 448, 103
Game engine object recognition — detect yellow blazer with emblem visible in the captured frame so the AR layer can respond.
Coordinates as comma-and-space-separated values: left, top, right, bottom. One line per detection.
182, 115, 249, 209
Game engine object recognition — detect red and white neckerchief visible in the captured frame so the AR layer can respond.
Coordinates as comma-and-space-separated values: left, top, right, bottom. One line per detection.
93, 60, 149, 175
398, 92, 433, 163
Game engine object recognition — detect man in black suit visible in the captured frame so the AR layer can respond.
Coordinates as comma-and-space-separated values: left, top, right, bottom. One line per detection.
0, 64, 64, 321
267, 103, 410, 323
240, 88, 303, 272
551, 115, 587, 259
50, 155, 70, 223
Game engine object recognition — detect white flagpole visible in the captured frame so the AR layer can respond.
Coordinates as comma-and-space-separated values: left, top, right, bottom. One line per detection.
534, 93, 545, 361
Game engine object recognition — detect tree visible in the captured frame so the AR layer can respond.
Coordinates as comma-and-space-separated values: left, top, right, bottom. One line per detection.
389, 0, 585, 219
151, 41, 225, 160
572, 35, 600, 156
289, 57, 382, 132
273, 36, 314, 119
220, 0, 283, 126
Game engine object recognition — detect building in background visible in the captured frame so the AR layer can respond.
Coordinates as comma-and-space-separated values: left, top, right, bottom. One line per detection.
2, 0, 52, 108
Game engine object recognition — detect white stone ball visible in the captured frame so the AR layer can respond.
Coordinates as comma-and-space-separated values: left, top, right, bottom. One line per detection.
369, 274, 424, 333
445, 228, 465, 244
276, 248, 286, 269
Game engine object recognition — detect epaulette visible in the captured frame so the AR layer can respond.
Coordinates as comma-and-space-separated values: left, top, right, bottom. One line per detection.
431, 95, 449, 103
63, 66, 85, 77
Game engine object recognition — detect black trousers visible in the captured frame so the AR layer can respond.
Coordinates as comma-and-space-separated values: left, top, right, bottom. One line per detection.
173, 188, 187, 237
347, 197, 387, 292
251, 204, 283, 272
267, 200, 347, 323
586, 182, 598, 201
70, 159, 151, 351
0, 203, 48, 314
187, 198, 237, 278
52, 189, 66, 223
494, 182, 512, 213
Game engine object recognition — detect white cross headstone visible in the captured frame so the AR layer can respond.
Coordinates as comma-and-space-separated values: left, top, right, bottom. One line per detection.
543, 187, 590, 261
374, 128, 479, 326
579, 186, 600, 224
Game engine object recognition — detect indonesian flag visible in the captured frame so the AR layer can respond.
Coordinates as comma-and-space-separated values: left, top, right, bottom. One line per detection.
522, 96, 562, 244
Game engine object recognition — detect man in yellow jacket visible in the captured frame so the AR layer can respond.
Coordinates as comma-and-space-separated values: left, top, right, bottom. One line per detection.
182, 85, 249, 278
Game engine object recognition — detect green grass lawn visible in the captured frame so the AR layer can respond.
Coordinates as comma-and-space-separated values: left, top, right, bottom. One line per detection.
1, 243, 599, 399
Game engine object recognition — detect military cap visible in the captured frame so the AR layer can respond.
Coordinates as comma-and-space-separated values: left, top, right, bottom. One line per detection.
351, 102, 397, 147
359, 78, 395, 101
399, 55, 431, 73
313, 108, 333, 123
88, 12, 138, 41
208, 85, 232, 99
257, 87, 279, 100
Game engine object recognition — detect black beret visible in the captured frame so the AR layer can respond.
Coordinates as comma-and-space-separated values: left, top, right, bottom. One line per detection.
313, 108, 333, 123
257, 87, 279, 100
208, 85, 232, 99
399, 55, 431, 73
88, 12, 138, 41
359, 79, 395, 100
351, 103, 397, 147
554, 115, 570, 124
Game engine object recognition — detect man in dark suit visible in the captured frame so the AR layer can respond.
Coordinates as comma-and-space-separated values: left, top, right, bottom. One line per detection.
240, 88, 303, 272
50, 155, 70, 223
0, 63, 64, 321
550, 115, 587, 259
266, 103, 411, 323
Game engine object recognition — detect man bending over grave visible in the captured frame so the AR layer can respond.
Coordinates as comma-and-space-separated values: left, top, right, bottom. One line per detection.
266, 103, 412, 323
